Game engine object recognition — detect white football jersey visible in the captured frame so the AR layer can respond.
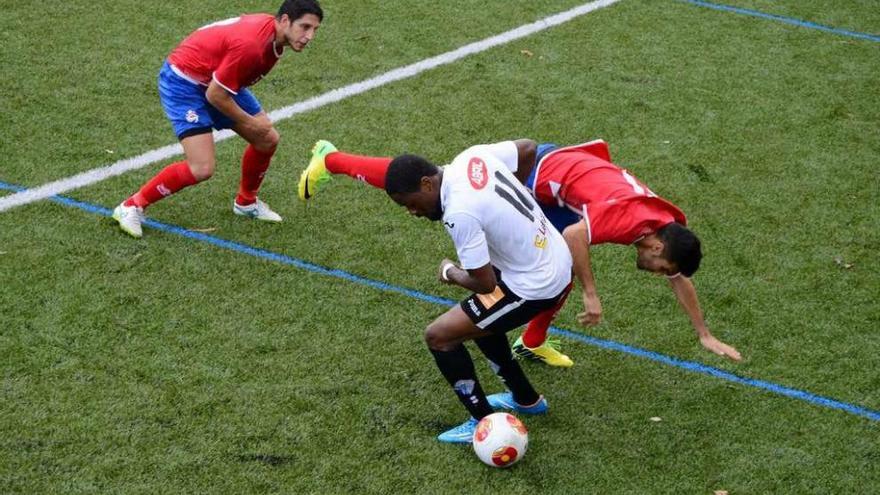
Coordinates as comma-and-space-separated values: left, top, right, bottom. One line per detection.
440, 141, 572, 300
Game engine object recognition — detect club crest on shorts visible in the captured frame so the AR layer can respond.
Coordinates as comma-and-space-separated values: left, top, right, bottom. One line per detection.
185, 109, 199, 123
467, 157, 488, 190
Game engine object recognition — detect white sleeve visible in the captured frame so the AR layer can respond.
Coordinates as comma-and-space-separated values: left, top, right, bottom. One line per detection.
444, 212, 490, 269
475, 141, 519, 172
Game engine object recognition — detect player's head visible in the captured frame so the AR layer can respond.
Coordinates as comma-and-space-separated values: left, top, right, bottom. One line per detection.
385, 154, 443, 221
636, 222, 702, 277
276, 0, 323, 52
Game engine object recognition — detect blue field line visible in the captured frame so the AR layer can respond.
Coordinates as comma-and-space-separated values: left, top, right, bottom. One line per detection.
679, 0, 880, 42
3, 180, 879, 424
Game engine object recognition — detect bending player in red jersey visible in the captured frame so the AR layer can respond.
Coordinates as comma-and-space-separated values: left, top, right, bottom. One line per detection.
113, 0, 323, 238
298, 138, 742, 364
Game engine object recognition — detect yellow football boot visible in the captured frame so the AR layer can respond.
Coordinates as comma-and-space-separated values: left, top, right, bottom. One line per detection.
512, 336, 574, 368
298, 140, 336, 200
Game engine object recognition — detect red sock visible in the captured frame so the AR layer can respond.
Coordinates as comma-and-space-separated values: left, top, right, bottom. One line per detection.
521, 283, 573, 348
125, 161, 198, 209
325, 152, 391, 189
522, 311, 554, 348
236, 144, 275, 205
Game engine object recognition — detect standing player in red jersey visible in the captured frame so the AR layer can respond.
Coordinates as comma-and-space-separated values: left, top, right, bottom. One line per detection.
113, 0, 323, 238
297, 138, 742, 367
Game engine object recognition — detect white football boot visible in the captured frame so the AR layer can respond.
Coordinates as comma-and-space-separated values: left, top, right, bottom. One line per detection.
233, 198, 282, 223
112, 203, 145, 238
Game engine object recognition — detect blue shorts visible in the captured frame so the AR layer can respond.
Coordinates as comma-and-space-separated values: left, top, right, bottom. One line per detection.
526, 143, 581, 233
158, 61, 263, 139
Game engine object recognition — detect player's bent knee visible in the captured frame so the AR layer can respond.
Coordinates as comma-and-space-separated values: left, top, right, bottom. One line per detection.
188, 161, 216, 181
255, 128, 280, 152
424, 324, 454, 352
267, 128, 280, 149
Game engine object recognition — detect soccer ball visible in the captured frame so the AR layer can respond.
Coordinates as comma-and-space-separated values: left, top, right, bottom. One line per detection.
472, 412, 529, 468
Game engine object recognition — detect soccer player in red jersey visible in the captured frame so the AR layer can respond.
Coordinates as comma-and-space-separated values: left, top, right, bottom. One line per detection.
515, 140, 741, 363
113, 0, 323, 238
298, 138, 742, 364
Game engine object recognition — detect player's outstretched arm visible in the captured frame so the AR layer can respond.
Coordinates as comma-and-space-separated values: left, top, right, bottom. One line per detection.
668, 275, 742, 361
562, 221, 602, 326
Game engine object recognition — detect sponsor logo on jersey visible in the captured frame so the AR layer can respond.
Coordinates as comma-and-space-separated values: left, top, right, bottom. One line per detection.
444, 221, 455, 229
534, 216, 548, 249
467, 157, 488, 190
185, 110, 199, 123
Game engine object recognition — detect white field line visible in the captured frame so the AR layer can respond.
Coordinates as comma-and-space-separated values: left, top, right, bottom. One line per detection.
0, 0, 622, 213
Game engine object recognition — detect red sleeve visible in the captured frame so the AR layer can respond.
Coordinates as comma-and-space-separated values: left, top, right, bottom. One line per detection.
212, 38, 254, 94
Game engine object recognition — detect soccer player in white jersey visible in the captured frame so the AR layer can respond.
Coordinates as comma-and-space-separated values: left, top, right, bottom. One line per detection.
383, 141, 574, 443
299, 138, 742, 365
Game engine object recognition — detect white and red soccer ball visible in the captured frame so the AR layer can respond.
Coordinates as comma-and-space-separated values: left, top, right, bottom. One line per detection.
472, 412, 529, 468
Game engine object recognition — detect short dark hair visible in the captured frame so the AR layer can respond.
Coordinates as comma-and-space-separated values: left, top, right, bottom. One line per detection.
385, 154, 440, 195
658, 222, 702, 277
277, 0, 323, 22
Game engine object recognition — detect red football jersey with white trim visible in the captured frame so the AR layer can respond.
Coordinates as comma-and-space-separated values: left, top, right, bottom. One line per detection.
167, 14, 280, 94
531, 141, 687, 245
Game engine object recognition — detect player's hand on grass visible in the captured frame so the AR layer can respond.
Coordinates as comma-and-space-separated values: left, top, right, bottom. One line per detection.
577, 293, 602, 326
700, 334, 742, 361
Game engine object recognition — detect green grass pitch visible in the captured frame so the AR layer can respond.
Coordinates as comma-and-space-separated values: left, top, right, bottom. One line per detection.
1, 0, 878, 493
